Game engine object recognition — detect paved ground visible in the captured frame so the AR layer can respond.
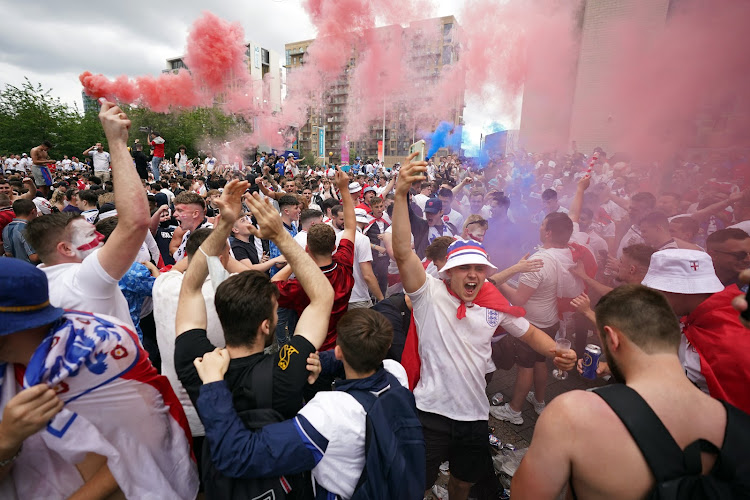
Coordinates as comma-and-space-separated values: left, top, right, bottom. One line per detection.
426, 359, 608, 499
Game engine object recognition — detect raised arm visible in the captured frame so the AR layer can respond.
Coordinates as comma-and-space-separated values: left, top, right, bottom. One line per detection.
175, 179, 249, 336
394, 152, 427, 293
243, 193, 334, 350
568, 175, 590, 223
95, 101, 150, 280
490, 253, 543, 286
334, 168, 356, 243
255, 176, 282, 200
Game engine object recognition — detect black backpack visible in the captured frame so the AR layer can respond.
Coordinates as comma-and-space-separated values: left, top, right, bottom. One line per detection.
347, 371, 426, 500
202, 355, 311, 500
595, 384, 750, 499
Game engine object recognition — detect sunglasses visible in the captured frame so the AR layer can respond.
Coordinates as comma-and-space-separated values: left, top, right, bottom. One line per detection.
713, 250, 750, 260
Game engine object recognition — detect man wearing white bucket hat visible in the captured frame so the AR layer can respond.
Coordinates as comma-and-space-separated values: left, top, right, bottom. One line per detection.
392, 153, 577, 500
642, 248, 750, 414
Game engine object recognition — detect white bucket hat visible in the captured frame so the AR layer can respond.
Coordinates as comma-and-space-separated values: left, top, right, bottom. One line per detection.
438, 239, 498, 279
641, 249, 724, 294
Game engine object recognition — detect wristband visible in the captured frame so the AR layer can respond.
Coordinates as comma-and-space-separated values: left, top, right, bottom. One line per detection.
0, 444, 22, 467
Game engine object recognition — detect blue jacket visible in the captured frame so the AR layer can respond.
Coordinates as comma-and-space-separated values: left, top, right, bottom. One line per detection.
197, 369, 394, 487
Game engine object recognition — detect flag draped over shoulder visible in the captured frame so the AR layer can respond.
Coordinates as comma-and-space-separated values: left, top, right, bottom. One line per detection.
0, 311, 198, 500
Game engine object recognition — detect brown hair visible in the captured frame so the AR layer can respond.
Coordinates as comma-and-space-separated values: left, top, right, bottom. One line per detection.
174, 191, 206, 210
595, 284, 681, 354
425, 236, 454, 263
336, 309, 393, 373
25, 213, 79, 262
214, 271, 280, 347
306, 223, 336, 256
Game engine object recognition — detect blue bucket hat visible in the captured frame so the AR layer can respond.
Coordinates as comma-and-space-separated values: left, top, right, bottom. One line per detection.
0, 259, 63, 336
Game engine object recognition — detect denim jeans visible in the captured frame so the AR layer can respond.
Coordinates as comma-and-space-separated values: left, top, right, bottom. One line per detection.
151, 156, 163, 181
274, 306, 298, 346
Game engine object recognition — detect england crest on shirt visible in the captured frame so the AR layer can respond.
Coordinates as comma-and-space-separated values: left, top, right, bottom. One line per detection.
486, 309, 500, 328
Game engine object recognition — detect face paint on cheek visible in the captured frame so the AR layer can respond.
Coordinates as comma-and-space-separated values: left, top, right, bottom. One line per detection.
76, 231, 105, 252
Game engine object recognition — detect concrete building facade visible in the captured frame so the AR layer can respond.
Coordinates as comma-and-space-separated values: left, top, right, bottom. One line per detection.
285, 16, 465, 164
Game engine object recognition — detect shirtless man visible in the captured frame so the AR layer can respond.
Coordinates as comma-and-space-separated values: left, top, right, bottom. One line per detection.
512, 284, 750, 499
30, 141, 55, 197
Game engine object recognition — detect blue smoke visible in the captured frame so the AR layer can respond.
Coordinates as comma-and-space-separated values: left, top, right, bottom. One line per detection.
426, 121, 462, 158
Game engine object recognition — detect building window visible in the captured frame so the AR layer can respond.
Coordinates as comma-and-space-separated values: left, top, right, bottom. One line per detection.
286, 49, 291, 66
442, 46, 452, 65
262, 48, 270, 65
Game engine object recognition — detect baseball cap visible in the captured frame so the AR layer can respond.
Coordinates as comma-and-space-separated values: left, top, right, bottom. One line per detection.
0, 259, 64, 336
363, 186, 377, 195
288, 153, 294, 158
439, 239, 498, 279
354, 207, 370, 224
424, 198, 443, 214
153, 192, 169, 207
348, 182, 362, 194
22, 153, 27, 157
641, 249, 724, 294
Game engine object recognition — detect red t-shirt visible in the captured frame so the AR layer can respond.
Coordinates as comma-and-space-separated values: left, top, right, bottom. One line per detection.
151, 139, 165, 157
0, 207, 16, 242
275, 238, 355, 351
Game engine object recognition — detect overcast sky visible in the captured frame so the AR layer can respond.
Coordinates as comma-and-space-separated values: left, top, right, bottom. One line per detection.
0, 0, 508, 148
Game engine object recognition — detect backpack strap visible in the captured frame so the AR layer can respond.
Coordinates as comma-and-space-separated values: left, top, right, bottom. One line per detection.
348, 382, 390, 491
594, 384, 688, 481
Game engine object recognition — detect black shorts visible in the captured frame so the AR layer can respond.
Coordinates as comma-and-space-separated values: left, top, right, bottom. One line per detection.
514, 322, 559, 368
419, 410, 492, 486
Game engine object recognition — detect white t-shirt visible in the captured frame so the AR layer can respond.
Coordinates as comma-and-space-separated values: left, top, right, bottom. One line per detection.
294, 230, 308, 249
413, 193, 430, 212
336, 230, 373, 303
444, 208, 464, 232
89, 150, 111, 172
153, 272, 226, 436
408, 275, 530, 421
616, 225, 644, 258
39, 249, 134, 329
519, 247, 580, 329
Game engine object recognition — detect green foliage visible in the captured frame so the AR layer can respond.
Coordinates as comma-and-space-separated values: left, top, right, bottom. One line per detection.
301, 151, 318, 166
0, 79, 253, 162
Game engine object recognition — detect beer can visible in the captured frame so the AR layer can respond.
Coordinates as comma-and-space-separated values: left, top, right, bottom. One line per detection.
582, 344, 602, 380
490, 392, 504, 406
489, 434, 502, 450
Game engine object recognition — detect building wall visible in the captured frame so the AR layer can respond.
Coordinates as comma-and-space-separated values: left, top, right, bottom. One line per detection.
518, 0, 671, 155
567, 0, 670, 155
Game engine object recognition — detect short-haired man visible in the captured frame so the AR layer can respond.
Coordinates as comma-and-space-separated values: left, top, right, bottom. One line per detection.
267, 194, 300, 279
639, 211, 682, 251
333, 205, 385, 308
0, 259, 198, 498
293, 208, 323, 248
512, 284, 750, 499
2, 199, 38, 263
76, 189, 99, 223
0, 193, 14, 250
25, 101, 149, 330
30, 140, 55, 197
393, 154, 575, 500
273, 170, 356, 355
642, 249, 750, 413
412, 181, 432, 212
170, 191, 211, 262
706, 228, 750, 288
362, 196, 391, 295
615, 191, 657, 258
175, 144, 188, 176
425, 198, 458, 244
83, 142, 111, 183
461, 214, 488, 242
149, 131, 165, 181
173, 180, 334, 498
669, 215, 701, 247
484, 192, 521, 271
494, 212, 584, 424
438, 187, 464, 230
533, 188, 569, 224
